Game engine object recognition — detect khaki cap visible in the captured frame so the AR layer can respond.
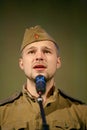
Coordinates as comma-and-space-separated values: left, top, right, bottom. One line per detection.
20, 25, 58, 52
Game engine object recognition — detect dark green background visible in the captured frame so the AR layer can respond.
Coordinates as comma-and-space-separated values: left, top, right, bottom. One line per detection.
0, 0, 87, 103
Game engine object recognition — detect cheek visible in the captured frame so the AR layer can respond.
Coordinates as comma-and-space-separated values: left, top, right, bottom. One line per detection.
48, 58, 58, 69
23, 58, 33, 70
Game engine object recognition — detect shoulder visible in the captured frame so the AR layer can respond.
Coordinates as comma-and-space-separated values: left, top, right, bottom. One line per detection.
0, 91, 22, 106
58, 89, 85, 105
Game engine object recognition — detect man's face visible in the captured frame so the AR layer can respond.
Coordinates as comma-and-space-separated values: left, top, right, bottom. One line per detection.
19, 41, 61, 80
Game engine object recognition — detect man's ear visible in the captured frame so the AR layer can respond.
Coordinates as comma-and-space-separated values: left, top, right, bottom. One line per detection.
57, 56, 61, 69
19, 58, 24, 70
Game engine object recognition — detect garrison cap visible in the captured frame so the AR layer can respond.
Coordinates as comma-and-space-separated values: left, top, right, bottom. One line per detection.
20, 25, 58, 52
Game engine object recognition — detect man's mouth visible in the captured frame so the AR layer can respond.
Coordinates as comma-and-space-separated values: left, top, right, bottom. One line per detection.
33, 65, 46, 70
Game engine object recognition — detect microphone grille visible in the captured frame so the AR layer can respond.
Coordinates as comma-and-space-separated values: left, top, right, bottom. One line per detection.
35, 75, 46, 95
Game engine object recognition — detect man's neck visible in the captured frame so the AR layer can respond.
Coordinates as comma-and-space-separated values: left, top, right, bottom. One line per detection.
26, 78, 55, 103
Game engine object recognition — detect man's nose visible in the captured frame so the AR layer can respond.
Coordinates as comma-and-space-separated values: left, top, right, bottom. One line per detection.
35, 51, 44, 61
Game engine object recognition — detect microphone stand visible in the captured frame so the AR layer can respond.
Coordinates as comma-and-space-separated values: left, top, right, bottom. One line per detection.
37, 94, 49, 130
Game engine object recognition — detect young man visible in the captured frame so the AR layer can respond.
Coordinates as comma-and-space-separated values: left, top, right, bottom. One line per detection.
0, 25, 87, 130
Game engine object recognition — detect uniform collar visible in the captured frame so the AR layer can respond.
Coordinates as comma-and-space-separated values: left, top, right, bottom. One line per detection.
22, 84, 59, 105
22, 84, 37, 102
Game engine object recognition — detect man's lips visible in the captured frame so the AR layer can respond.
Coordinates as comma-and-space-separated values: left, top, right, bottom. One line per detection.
33, 65, 46, 70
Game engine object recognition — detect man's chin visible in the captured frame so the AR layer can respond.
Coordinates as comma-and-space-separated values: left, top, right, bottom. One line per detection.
35, 73, 45, 77
33, 72, 47, 79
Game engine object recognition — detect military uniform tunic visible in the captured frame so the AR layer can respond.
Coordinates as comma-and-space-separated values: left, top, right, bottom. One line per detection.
0, 87, 87, 130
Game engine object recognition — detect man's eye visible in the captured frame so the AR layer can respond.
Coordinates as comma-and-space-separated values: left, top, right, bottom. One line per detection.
44, 50, 51, 53
28, 50, 35, 54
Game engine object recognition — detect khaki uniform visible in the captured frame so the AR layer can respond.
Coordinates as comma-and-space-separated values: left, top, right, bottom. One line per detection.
0, 87, 87, 130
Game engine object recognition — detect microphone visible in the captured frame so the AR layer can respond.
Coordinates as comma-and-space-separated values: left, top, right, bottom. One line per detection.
35, 75, 46, 95
35, 75, 49, 130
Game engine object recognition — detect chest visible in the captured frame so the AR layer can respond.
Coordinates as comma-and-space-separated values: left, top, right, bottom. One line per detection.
1, 103, 82, 130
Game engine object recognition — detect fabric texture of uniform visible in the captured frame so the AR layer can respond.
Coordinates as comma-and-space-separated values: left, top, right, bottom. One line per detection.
20, 25, 58, 52
0, 86, 87, 130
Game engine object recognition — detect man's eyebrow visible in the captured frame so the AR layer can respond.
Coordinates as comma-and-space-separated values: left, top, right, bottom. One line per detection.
26, 46, 37, 50
25, 45, 54, 53
43, 46, 53, 51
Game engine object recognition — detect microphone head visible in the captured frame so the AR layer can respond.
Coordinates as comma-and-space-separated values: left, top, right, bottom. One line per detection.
35, 75, 46, 95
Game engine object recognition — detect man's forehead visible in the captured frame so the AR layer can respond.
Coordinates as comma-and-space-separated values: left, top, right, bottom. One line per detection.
23, 40, 55, 50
